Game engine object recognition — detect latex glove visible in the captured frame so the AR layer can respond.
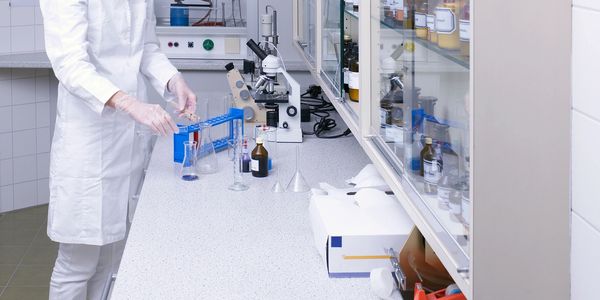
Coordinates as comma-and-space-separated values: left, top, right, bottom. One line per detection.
168, 72, 197, 119
111, 93, 178, 136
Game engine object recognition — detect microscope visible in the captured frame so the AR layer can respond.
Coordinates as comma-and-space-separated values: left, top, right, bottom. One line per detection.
242, 6, 303, 143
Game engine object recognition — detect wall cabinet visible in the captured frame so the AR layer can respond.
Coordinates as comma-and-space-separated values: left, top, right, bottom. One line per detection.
293, 0, 571, 298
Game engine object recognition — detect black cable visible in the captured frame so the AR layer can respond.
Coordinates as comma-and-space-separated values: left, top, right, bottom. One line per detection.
300, 86, 352, 139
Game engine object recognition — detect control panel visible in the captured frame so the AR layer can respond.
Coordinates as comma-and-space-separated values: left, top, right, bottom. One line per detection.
156, 27, 249, 60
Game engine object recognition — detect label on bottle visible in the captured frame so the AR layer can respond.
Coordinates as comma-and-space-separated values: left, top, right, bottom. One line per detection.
435, 8, 456, 34
251, 159, 259, 172
427, 14, 436, 31
415, 13, 427, 28
343, 68, 349, 86
349, 72, 360, 90
459, 19, 470, 41
437, 186, 451, 206
424, 159, 441, 184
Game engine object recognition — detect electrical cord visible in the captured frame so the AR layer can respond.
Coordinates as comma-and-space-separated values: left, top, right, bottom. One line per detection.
301, 86, 352, 139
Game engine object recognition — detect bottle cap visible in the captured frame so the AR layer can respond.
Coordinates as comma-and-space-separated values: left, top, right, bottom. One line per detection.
256, 137, 264, 144
425, 137, 433, 144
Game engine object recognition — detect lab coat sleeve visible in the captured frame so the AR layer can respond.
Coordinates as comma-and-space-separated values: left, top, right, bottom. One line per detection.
40, 0, 120, 115
140, 0, 179, 100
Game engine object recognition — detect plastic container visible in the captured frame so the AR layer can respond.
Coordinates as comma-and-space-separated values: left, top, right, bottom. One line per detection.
170, 4, 189, 27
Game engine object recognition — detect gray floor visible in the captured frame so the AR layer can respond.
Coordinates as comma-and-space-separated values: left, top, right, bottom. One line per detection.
0, 204, 56, 300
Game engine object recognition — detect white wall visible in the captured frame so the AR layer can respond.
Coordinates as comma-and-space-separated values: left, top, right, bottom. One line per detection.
572, 1, 600, 299
0, 0, 52, 213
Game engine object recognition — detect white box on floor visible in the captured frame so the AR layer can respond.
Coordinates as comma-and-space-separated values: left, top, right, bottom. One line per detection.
309, 188, 414, 277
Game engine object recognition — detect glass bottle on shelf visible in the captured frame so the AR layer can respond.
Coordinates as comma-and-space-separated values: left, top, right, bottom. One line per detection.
414, 0, 428, 39
435, 0, 460, 50
449, 187, 462, 222
403, 0, 414, 30
342, 35, 353, 93
420, 137, 434, 177
437, 172, 455, 210
459, 0, 470, 57
423, 139, 442, 194
394, 1, 405, 26
344, 0, 353, 11
461, 184, 470, 226
348, 52, 360, 102
427, 0, 440, 43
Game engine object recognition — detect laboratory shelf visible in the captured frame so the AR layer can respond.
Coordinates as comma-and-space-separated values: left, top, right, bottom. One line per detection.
343, 9, 469, 69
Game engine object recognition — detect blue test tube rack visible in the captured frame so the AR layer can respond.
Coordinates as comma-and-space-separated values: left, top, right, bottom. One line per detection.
173, 107, 244, 163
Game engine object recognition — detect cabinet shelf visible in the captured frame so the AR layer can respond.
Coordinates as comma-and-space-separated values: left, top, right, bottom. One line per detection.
344, 9, 469, 69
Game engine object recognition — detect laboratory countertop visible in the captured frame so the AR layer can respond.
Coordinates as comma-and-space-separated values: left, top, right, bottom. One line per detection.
110, 135, 377, 300
0, 52, 309, 71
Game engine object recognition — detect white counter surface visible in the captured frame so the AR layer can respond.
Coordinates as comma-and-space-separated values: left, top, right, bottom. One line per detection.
110, 135, 377, 300
0, 52, 308, 71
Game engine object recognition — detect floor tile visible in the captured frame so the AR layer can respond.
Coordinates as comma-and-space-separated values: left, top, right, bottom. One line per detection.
0, 247, 27, 264
19, 205, 47, 216
0, 213, 44, 230
0, 286, 48, 300
31, 231, 56, 247
0, 229, 38, 246
21, 246, 58, 265
8, 265, 52, 287
0, 265, 16, 286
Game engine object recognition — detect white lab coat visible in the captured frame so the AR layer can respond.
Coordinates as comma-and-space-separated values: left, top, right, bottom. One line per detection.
41, 0, 178, 246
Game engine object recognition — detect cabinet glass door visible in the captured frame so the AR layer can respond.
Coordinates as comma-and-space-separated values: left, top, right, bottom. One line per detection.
321, 0, 343, 96
295, 0, 318, 68
371, 0, 471, 278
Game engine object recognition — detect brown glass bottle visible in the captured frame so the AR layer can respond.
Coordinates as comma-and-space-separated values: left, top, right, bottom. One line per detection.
420, 137, 435, 177
251, 137, 269, 178
415, 0, 429, 39
348, 59, 359, 102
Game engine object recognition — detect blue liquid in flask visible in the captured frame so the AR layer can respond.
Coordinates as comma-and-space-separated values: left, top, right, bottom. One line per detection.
182, 174, 199, 181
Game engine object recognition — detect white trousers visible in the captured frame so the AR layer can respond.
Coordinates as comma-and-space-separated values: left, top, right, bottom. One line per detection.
49, 241, 125, 300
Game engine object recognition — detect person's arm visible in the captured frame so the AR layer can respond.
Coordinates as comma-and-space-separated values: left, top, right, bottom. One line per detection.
40, 0, 120, 115
139, 0, 179, 99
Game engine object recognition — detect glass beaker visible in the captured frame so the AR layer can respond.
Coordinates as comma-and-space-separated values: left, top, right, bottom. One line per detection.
197, 123, 218, 174
181, 141, 199, 181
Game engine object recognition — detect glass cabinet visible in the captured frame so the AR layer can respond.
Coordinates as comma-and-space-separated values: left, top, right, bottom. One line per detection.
369, 0, 472, 287
294, 1, 572, 299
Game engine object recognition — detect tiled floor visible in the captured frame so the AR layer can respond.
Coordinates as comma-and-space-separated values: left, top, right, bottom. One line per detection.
0, 205, 56, 300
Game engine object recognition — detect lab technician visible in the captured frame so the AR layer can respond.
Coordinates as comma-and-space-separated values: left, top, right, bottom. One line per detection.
40, 1, 197, 299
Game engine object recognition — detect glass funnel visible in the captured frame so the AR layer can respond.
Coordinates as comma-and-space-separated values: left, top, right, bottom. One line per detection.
197, 123, 218, 174
287, 145, 310, 193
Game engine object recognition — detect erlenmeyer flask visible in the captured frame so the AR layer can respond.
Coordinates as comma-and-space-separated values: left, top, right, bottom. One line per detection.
181, 141, 199, 181
197, 123, 218, 174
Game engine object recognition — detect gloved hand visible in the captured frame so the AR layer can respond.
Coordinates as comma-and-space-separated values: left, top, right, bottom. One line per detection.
110, 92, 178, 136
168, 72, 197, 118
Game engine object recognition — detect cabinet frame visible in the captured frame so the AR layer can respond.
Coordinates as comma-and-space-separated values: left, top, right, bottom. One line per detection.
293, 1, 570, 298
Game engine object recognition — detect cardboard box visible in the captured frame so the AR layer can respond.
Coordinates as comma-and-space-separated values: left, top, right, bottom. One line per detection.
309, 188, 414, 277
399, 228, 455, 292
